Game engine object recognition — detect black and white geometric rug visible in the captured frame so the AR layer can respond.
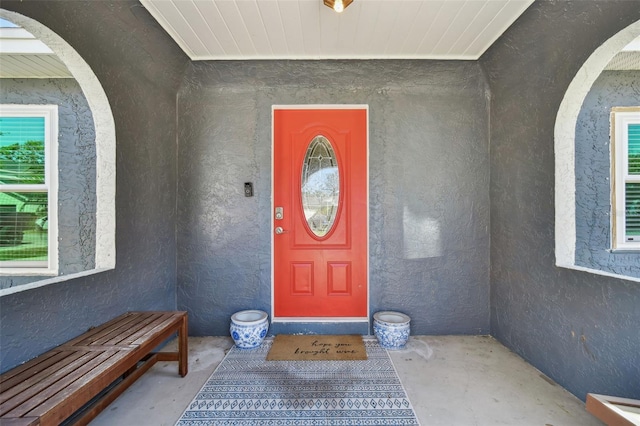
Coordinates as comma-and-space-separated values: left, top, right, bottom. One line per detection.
175, 337, 420, 425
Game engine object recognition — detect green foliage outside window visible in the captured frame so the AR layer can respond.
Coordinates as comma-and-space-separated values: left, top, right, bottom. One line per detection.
0, 140, 45, 185
630, 153, 640, 174
0, 116, 48, 261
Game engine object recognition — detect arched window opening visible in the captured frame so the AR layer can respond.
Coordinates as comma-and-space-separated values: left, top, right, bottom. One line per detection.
555, 19, 640, 282
0, 9, 115, 296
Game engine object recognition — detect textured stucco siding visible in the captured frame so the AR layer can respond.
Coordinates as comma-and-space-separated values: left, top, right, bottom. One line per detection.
177, 60, 491, 336
575, 70, 640, 278
0, 1, 188, 373
482, 1, 640, 401
1, 0, 637, 407
0, 78, 96, 289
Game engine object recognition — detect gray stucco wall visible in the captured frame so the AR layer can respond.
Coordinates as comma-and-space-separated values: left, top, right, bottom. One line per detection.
482, 1, 640, 401
0, 1, 188, 373
2, 0, 635, 407
575, 70, 640, 278
0, 78, 96, 289
177, 60, 491, 336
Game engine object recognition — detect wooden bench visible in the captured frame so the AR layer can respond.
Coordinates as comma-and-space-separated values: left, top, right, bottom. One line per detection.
0, 311, 188, 426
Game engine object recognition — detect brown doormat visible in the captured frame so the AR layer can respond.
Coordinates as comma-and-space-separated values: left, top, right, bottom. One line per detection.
266, 334, 368, 361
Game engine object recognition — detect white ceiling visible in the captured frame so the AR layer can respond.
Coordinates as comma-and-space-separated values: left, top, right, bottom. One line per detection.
0, 26, 71, 78
605, 35, 640, 70
140, 0, 535, 60
2, 1, 640, 79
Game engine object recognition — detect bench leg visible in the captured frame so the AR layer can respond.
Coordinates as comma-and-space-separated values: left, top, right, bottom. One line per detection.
178, 314, 188, 377
156, 314, 188, 376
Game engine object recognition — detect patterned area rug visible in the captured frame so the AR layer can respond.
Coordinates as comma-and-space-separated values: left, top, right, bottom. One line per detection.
176, 337, 420, 425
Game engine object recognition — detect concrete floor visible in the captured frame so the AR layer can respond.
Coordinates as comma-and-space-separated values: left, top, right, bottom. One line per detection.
90, 336, 603, 426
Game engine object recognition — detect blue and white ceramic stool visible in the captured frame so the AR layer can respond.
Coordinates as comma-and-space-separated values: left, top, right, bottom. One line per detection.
373, 311, 411, 350
230, 310, 269, 349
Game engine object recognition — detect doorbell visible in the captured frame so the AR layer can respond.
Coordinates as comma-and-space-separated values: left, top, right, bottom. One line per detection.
244, 182, 254, 197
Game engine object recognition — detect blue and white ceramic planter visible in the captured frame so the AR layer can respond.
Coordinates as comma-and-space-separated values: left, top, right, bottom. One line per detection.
230, 310, 269, 349
373, 311, 411, 350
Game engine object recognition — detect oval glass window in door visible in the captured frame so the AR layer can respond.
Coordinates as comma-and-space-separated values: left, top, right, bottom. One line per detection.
301, 135, 340, 237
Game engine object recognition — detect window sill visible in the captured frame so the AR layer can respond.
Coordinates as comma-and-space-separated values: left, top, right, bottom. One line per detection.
0, 267, 113, 297
556, 262, 640, 283
608, 248, 640, 253
0, 268, 57, 276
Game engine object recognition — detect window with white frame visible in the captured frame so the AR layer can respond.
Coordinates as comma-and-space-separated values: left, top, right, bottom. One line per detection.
611, 107, 640, 251
0, 105, 58, 273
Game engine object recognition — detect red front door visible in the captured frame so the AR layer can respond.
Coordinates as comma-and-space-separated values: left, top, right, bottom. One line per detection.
273, 107, 368, 318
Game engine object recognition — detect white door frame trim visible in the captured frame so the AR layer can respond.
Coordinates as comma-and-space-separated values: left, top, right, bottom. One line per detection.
271, 104, 370, 323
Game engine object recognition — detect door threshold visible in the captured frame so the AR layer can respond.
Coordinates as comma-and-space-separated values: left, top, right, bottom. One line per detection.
269, 318, 371, 336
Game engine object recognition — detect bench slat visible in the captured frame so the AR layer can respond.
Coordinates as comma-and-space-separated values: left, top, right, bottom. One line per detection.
24, 352, 131, 424
101, 312, 170, 346
68, 312, 157, 347
0, 352, 71, 393
127, 314, 182, 345
1, 351, 111, 417
60, 313, 144, 347
55, 345, 134, 352
0, 352, 88, 408
0, 417, 40, 426
89, 313, 161, 346
71, 312, 173, 347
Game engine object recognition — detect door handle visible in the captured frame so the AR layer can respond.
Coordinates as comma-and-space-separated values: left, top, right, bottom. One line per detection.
275, 227, 287, 234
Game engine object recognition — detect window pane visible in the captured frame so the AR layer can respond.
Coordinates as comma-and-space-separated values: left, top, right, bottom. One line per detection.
301, 135, 339, 237
0, 117, 46, 185
629, 124, 640, 175
0, 192, 48, 262
626, 183, 640, 237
